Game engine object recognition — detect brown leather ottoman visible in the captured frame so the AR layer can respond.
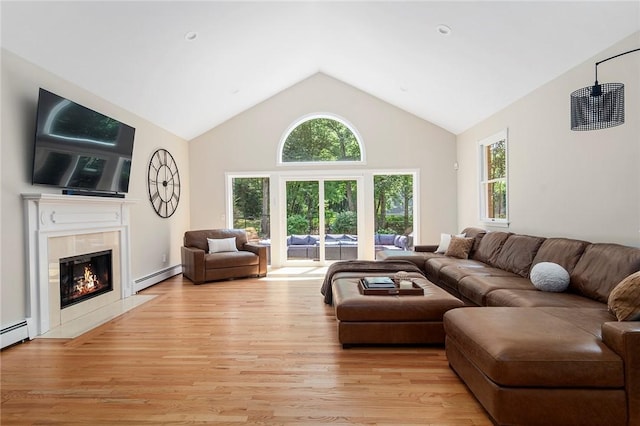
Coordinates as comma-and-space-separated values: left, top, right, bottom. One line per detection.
332, 274, 464, 347
444, 307, 627, 426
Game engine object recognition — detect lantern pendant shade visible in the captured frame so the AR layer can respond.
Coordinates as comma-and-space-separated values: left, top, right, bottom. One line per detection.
570, 82, 624, 131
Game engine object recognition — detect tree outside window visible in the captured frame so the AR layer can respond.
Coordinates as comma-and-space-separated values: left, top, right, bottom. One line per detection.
281, 116, 362, 163
479, 130, 508, 224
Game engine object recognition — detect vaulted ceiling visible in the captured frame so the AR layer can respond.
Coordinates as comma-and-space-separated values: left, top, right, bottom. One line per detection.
2, 1, 639, 140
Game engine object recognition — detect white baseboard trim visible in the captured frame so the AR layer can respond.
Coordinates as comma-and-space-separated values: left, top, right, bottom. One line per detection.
1, 319, 32, 349
133, 264, 182, 293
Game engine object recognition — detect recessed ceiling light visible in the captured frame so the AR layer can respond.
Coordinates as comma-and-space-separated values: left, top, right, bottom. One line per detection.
184, 31, 198, 41
436, 24, 452, 36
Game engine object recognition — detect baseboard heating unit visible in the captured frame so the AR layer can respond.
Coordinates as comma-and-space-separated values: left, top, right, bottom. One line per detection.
1, 320, 30, 349
133, 264, 182, 293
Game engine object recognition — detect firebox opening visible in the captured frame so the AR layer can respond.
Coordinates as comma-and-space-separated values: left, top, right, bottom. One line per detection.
59, 249, 113, 309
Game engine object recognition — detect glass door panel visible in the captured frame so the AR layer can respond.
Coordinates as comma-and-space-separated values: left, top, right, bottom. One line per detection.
231, 176, 271, 264
286, 180, 319, 261
324, 180, 358, 261
373, 174, 414, 255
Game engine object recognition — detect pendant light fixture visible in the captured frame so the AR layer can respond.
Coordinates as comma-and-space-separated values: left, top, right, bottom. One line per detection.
570, 48, 639, 131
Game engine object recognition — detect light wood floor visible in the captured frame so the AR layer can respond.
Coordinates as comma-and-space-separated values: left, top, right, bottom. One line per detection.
1, 271, 492, 425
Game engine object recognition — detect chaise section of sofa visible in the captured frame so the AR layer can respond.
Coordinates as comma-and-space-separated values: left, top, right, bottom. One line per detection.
401, 227, 640, 425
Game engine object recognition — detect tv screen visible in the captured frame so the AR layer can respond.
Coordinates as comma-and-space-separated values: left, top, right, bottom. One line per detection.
32, 88, 135, 194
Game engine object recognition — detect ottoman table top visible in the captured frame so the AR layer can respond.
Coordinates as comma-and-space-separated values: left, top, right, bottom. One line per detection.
333, 276, 464, 322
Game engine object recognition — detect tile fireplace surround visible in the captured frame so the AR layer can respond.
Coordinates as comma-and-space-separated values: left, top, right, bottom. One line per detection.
22, 193, 135, 337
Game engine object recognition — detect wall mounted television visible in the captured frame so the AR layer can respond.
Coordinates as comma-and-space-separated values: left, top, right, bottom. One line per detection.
31, 88, 136, 196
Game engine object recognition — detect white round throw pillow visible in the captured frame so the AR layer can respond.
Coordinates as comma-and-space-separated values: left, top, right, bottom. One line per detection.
530, 262, 570, 292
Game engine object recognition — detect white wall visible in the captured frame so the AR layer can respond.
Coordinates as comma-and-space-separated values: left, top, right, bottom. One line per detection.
1, 49, 190, 329
188, 73, 458, 261
456, 32, 640, 247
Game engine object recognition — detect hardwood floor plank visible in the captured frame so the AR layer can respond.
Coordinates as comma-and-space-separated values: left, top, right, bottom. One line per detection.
1, 273, 491, 425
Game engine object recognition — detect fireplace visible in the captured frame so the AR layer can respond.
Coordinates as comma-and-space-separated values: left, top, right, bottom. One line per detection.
59, 250, 113, 309
23, 193, 135, 336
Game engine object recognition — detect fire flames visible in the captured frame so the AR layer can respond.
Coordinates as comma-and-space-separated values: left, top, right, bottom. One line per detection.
73, 265, 100, 296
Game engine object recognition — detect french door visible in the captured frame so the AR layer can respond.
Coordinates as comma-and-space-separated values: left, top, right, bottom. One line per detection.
283, 177, 361, 265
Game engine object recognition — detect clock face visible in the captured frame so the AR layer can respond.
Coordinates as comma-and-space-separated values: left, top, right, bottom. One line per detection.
147, 148, 181, 218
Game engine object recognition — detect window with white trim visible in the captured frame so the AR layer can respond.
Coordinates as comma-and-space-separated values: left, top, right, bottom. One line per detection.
479, 129, 508, 224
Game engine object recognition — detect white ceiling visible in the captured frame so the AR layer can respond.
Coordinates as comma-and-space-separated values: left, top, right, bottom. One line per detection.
2, 1, 639, 140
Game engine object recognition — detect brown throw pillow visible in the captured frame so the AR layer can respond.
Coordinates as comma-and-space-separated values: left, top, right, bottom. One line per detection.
445, 236, 474, 259
608, 271, 640, 321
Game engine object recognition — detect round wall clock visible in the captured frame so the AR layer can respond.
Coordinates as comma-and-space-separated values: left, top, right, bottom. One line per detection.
147, 148, 181, 218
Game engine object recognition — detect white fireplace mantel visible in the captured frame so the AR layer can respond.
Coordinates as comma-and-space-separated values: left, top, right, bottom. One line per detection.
22, 193, 137, 336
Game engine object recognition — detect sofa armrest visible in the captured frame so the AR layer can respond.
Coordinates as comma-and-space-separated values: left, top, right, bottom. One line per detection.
414, 244, 438, 253
181, 246, 206, 284
244, 243, 268, 277
602, 321, 640, 425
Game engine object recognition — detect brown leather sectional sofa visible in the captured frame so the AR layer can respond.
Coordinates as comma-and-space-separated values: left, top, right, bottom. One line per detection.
407, 227, 640, 426
181, 229, 267, 284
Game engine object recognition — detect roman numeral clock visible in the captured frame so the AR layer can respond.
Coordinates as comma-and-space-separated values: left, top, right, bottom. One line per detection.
147, 148, 181, 218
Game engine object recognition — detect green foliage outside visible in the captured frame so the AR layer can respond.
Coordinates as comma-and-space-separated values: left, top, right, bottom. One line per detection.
331, 211, 357, 234
232, 177, 270, 238
287, 214, 310, 235
232, 118, 415, 242
374, 174, 413, 235
282, 118, 361, 162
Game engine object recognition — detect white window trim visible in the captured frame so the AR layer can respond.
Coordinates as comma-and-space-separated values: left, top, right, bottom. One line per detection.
276, 112, 366, 166
478, 129, 509, 227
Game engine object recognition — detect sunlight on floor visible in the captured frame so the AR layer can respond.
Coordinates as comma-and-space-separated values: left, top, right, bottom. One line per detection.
260, 266, 328, 281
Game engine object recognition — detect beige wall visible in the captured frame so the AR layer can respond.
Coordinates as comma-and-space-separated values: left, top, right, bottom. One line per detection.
188, 73, 458, 261
1, 49, 190, 328
456, 32, 640, 246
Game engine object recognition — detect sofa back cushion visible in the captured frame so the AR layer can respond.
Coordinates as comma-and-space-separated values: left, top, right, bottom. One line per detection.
570, 243, 640, 303
494, 234, 546, 277
378, 234, 396, 245
184, 229, 248, 252
531, 238, 589, 274
461, 227, 487, 258
289, 234, 316, 245
471, 231, 512, 265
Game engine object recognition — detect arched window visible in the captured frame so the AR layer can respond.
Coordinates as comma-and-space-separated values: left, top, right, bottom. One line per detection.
279, 114, 364, 164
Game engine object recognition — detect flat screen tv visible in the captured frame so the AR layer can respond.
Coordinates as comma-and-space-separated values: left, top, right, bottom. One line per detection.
32, 88, 135, 195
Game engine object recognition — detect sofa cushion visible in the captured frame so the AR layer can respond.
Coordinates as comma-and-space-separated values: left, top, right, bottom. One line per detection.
458, 275, 532, 306
444, 236, 474, 259
444, 307, 624, 388
608, 271, 640, 321
207, 237, 238, 254
531, 237, 589, 274
438, 263, 516, 293
530, 262, 570, 292
571, 243, 640, 303
486, 289, 607, 308
435, 232, 464, 253
460, 227, 487, 258
494, 234, 545, 277
378, 234, 396, 245
471, 231, 512, 265
424, 257, 483, 283
290, 234, 311, 245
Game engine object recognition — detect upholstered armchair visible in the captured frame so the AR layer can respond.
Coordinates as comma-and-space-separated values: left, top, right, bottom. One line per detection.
181, 229, 267, 284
